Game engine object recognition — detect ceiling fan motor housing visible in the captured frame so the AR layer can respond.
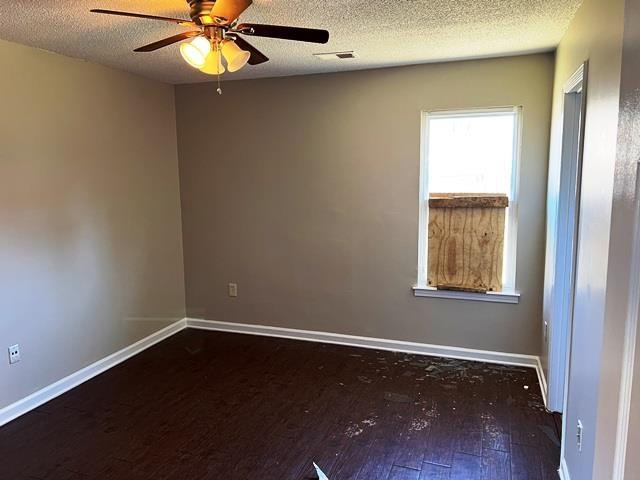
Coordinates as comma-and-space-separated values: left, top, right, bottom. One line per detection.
187, 0, 219, 25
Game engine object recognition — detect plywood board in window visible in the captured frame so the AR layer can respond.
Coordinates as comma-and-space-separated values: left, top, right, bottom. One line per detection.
428, 195, 507, 292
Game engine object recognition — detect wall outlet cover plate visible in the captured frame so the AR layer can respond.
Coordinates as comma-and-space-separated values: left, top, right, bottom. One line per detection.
8, 344, 20, 364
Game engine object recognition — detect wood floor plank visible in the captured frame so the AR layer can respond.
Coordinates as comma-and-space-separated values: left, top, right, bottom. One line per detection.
419, 462, 452, 479
0, 330, 559, 479
482, 449, 511, 480
392, 415, 429, 470
450, 452, 482, 479
330, 440, 372, 479
511, 444, 542, 480
388, 465, 421, 480
456, 424, 483, 457
483, 420, 511, 453
423, 419, 456, 467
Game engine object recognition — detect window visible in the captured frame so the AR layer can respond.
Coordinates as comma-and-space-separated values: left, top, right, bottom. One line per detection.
416, 107, 522, 300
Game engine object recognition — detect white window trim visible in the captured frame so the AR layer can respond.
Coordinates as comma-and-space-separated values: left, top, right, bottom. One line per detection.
414, 106, 523, 303
412, 286, 520, 304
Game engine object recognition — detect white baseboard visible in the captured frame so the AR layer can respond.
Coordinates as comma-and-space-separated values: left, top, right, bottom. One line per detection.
1, 317, 548, 427
558, 457, 571, 480
536, 356, 549, 409
0, 318, 187, 427
187, 318, 545, 383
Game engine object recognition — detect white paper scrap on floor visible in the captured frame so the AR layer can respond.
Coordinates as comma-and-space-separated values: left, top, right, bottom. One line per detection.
313, 462, 329, 479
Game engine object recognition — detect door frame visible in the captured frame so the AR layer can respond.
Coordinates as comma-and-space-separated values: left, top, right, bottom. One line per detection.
548, 62, 588, 414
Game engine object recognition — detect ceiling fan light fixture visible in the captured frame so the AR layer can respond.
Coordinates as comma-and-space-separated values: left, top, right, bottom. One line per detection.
200, 48, 226, 75
90, 1, 331, 79
221, 39, 251, 72
180, 36, 211, 68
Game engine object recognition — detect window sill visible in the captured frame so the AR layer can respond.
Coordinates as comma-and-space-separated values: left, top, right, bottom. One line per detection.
412, 286, 520, 304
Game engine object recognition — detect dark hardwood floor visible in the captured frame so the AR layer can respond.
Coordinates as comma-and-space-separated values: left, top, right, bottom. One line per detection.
0, 330, 560, 479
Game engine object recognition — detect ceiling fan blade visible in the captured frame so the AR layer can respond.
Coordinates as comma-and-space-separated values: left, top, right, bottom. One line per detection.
235, 23, 329, 44
90, 9, 195, 26
228, 35, 269, 65
134, 31, 202, 52
210, 0, 252, 25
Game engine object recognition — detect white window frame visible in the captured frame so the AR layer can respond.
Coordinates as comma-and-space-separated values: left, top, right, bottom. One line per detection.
414, 106, 523, 303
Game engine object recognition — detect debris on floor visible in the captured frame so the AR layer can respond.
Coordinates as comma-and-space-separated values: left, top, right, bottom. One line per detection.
383, 391, 415, 403
344, 423, 364, 437
313, 462, 329, 479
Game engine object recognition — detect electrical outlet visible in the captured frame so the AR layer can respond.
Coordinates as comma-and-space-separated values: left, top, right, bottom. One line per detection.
8, 344, 20, 364
576, 419, 583, 452
228, 283, 238, 297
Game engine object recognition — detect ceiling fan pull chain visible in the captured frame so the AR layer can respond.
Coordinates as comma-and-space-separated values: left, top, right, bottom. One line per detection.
216, 40, 223, 95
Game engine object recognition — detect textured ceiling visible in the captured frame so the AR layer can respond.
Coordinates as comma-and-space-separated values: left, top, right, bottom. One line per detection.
0, 0, 582, 84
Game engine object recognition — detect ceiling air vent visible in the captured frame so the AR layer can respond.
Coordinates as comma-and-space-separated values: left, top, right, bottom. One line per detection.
313, 51, 358, 61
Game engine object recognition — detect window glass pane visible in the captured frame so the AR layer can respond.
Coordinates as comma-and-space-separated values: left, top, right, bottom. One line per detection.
427, 113, 515, 194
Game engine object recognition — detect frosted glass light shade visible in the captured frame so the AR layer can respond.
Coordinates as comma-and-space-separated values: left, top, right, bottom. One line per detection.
180, 36, 211, 68
221, 39, 250, 72
200, 49, 226, 75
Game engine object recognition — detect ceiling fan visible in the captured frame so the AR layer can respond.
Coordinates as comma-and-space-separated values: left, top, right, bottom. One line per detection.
91, 0, 329, 78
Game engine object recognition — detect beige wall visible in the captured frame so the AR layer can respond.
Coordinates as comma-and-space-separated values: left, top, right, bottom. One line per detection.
176, 53, 554, 356
0, 40, 186, 410
543, 0, 628, 477
616, 0, 640, 478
